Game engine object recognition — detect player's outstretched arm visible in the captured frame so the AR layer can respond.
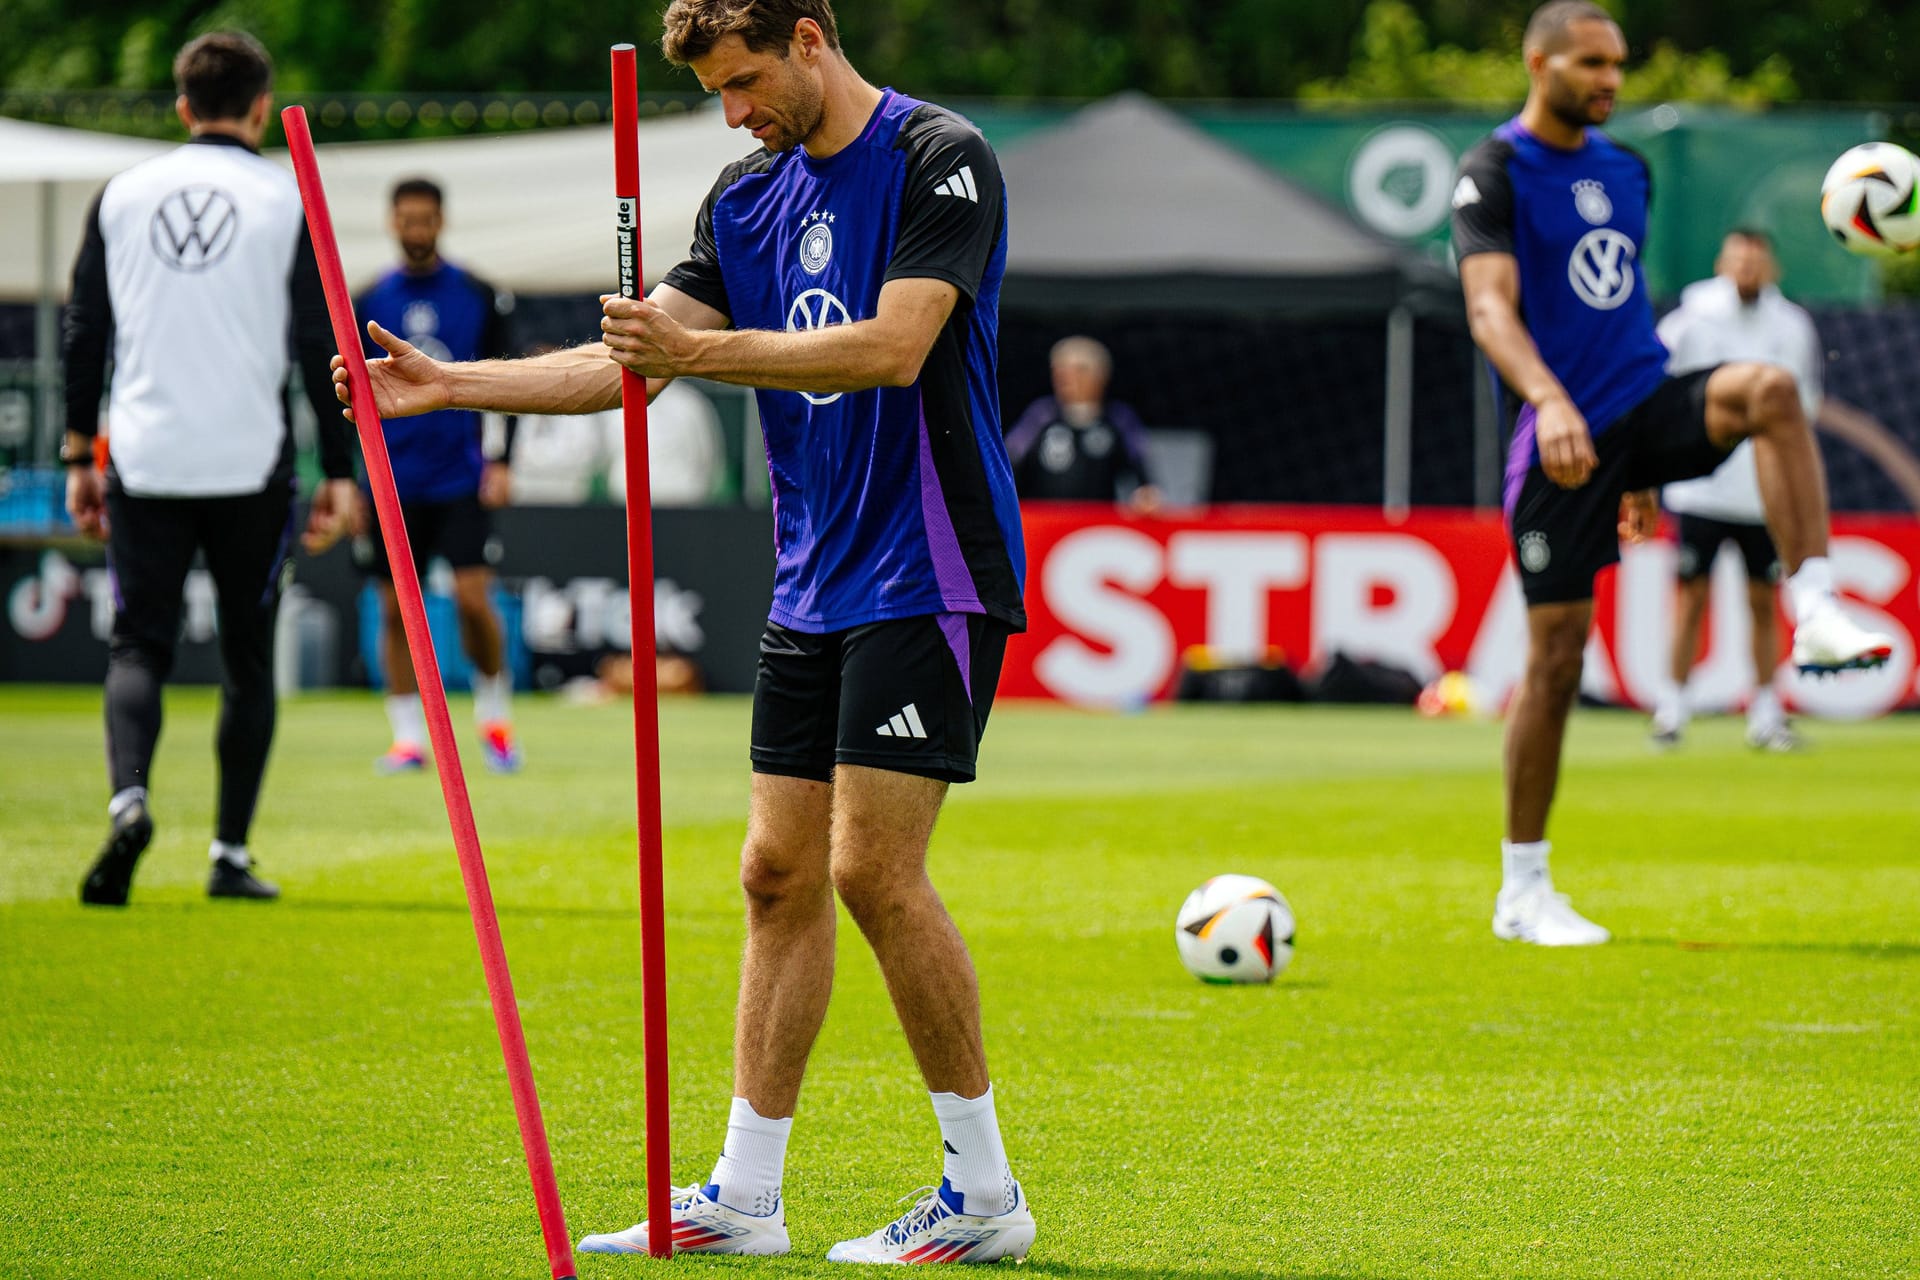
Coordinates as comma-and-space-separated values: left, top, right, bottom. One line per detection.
1461, 253, 1597, 489
332, 285, 726, 421
601, 276, 956, 395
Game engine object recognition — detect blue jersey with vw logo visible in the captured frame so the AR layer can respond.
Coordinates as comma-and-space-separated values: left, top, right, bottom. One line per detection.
1451, 119, 1670, 513
661, 91, 1026, 634
357, 261, 514, 502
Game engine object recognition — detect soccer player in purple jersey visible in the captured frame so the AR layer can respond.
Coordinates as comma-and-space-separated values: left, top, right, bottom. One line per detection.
333, 0, 1034, 1263
1452, 0, 1891, 947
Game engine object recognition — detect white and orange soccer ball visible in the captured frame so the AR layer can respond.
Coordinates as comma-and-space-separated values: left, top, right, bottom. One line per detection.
1174, 874, 1295, 984
1820, 142, 1920, 256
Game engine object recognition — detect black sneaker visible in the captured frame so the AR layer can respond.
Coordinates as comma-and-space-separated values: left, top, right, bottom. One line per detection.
208, 857, 279, 900
81, 801, 155, 907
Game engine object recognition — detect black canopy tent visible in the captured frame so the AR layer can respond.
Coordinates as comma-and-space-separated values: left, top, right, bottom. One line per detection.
1000, 94, 1460, 317
995, 94, 1488, 508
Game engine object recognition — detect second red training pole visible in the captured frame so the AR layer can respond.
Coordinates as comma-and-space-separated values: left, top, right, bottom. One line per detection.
610, 43, 675, 1260
282, 106, 577, 1280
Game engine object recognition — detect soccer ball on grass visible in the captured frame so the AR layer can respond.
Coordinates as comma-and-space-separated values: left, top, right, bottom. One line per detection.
1174, 874, 1295, 984
1820, 142, 1920, 256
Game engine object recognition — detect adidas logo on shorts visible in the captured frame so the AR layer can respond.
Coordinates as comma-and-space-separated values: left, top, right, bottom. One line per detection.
875, 704, 929, 739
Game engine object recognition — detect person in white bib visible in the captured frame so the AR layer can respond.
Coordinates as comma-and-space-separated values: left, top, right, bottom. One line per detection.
1650, 229, 1823, 752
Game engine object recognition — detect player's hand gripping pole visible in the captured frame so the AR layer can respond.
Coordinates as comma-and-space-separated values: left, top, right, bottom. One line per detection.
611, 44, 676, 1260
281, 106, 577, 1280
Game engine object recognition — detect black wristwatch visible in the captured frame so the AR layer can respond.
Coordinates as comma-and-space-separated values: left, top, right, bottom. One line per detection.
59, 438, 95, 468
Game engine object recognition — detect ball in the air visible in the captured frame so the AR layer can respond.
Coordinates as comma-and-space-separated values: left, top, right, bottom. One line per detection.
1174, 874, 1295, 984
1820, 141, 1920, 256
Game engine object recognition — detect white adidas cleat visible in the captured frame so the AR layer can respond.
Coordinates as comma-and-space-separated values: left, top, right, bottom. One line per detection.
827, 1178, 1035, 1265
1792, 603, 1894, 676
1493, 883, 1610, 947
577, 1183, 790, 1256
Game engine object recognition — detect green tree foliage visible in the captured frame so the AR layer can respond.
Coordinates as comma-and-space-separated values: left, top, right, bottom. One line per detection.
1302, 2, 1797, 105
0, 0, 1902, 103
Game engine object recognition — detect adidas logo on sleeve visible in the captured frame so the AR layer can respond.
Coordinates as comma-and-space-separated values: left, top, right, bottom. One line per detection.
933, 166, 978, 202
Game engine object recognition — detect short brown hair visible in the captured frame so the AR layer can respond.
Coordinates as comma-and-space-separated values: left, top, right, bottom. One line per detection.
1523, 1, 1616, 54
660, 0, 840, 66
173, 31, 273, 122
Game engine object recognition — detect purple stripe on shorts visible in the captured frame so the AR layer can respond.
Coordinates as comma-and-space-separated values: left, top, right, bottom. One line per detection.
1503, 402, 1538, 519
938, 612, 973, 702
917, 401, 983, 613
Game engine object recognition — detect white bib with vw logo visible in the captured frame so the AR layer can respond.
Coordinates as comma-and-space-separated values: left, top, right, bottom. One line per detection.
96, 142, 307, 495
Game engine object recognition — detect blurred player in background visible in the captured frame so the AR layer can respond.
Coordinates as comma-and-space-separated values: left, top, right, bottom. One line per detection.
335, 0, 1035, 1263
1453, 0, 1890, 946
1005, 335, 1160, 511
354, 178, 522, 775
67, 31, 356, 906
1650, 229, 1823, 752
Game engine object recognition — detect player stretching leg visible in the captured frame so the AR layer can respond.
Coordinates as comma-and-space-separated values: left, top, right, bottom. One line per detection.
335, 0, 1034, 1261
1453, 1, 1892, 946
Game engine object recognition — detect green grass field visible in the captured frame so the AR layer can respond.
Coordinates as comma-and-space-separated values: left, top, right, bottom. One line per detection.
2, 686, 1916, 1279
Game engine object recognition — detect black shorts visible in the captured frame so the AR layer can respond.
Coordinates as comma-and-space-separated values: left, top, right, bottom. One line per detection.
750, 613, 1010, 785
356, 492, 497, 580
1675, 513, 1780, 584
1510, 369, 1731, 605
105, 479, 295, 674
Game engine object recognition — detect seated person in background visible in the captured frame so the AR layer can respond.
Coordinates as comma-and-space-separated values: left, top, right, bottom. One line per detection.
507, 362, 725, 506
1005, 335, 1161, 512
605, 380, 726, 507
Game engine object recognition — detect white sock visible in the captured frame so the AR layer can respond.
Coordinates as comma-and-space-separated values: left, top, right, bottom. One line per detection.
1749, 687, 1784, 734
1653, 680, 1687, 727
707, 1097, 791, 1217
1500, 839, 1551, 897
109, 786, 147, 822
471, 669, 512, 727
385, 693, 426, 747
1787, 557, 1835, 625
210, 839, 249, 868
931, 1086, 1015, 1216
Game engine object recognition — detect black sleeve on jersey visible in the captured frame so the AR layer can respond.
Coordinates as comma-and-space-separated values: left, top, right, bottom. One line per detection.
290, 225, 355, 481
661, 151, 774, 323
1450, 136, 1518, 261
885, 107, 1005, 302
62, 191, 112, 439
469, 272, 519, 461
1612, 140, 1655, 219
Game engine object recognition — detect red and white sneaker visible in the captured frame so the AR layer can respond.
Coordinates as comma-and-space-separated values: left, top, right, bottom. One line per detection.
1792, 604, 1894, 676
827, 1179, 1035, 1265
374, 742, 426, 775
577, 1183, 790, 1257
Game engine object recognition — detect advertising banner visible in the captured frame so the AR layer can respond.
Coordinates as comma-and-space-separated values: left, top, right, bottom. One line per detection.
0, 504, 776, 692
1004, 504, 1920, 720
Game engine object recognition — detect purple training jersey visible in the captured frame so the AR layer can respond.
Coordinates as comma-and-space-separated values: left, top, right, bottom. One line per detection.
1451, 119, 1671, 515
661, 91, 1026, 634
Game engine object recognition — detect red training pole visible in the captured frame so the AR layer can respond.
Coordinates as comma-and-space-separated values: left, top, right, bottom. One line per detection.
610, 45, 675, 1259
281, 106, 577, 1280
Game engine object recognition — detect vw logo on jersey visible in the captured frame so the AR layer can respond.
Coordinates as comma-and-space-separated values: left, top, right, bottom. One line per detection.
150, 186, 240, 272
1567, 228, 1637, 311
1572, 179, 1613, 226
800, 221, 833, 274
786, 288, 853, 405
